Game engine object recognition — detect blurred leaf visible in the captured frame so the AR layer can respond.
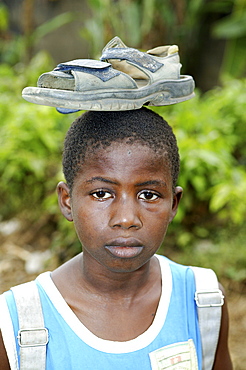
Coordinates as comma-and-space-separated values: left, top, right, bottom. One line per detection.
204, 0, 234, 13
32, 12, 75, 45
141, 0, 155, 37
0, 3, 9, 32
213, 11, 246, 38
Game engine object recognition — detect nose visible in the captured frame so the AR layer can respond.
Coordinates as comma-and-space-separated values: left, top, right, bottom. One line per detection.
109, 196, 142, 230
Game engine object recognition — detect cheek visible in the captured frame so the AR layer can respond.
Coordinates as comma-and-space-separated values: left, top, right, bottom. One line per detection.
150, 222, 170, 250
154, 217, 170, 235
72, 203, 108, 239
149, 207, 173, 236
145, 201, 173, 221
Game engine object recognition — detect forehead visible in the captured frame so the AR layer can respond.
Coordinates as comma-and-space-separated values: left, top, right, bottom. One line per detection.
77, 141, 172, 185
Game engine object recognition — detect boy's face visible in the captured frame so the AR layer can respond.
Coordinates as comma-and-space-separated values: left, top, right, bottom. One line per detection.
58, 141, 182, 273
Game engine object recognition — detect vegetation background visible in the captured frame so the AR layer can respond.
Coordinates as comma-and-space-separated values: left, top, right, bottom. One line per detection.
0, 0, 245, 367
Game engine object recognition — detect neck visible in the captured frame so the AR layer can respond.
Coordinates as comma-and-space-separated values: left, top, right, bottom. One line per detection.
77, 252, 159, 298
52, 252, 161, 303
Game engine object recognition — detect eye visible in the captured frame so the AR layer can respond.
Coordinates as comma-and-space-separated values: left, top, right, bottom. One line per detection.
138, 191, 159, 201
91, 190, 112, 200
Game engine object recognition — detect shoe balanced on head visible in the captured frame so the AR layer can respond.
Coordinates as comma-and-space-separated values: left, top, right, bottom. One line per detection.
22, 36, 195, 112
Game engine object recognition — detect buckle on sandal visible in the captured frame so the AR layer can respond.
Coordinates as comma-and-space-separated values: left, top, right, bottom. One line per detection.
195, 289, 224, 308
18, 328, 49, 348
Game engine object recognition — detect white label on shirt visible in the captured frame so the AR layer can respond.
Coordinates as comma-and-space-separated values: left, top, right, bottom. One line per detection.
149, 339, 198, 370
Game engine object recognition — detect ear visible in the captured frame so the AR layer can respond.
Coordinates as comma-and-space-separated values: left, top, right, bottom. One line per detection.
57, 181, 73, 222
169, 186, 183, 223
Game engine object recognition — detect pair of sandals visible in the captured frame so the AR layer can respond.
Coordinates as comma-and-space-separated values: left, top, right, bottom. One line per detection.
22, 36, 195, 112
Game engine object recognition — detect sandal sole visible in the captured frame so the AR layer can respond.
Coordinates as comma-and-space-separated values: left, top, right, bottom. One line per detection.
22, 75, 195, 111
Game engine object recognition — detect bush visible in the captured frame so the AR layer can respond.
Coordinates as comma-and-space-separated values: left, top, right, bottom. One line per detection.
0, 58, 78, 220
155, 78, 246, 229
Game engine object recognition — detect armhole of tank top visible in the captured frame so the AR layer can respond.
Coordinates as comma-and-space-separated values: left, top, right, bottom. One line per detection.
0, 294, 19, 370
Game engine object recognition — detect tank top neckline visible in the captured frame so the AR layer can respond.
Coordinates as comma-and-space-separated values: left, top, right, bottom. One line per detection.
36, 254, 172, 354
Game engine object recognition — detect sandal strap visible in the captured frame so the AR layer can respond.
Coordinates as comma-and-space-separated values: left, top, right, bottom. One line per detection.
55, 59, 120, 82
101, 48, 163, 73
55, 59, 111, 70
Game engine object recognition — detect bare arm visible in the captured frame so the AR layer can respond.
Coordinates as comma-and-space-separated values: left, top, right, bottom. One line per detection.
0, 331, 10, 370
212, 286, 233, 370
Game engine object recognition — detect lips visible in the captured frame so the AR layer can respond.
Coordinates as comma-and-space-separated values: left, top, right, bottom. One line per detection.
105, 238, 144, 258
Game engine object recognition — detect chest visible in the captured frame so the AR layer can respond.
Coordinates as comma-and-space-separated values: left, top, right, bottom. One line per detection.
68, 281, 162, 341
40, 269, 201, 369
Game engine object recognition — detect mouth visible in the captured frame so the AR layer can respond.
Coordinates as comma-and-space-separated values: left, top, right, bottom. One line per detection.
105, 238, 144, 259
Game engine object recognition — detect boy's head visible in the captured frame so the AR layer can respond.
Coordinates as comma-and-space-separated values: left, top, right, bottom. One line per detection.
62, 107, 180, 193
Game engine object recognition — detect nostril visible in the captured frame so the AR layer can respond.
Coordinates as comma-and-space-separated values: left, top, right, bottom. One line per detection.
109, 215, 142, 230
109, 200, 142, 229
112, 223, 140, 230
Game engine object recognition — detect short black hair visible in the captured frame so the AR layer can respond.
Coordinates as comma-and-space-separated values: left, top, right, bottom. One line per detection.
62, 107, 180, 192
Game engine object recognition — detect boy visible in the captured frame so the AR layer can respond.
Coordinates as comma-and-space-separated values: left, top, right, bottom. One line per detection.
0, 107, 232, 369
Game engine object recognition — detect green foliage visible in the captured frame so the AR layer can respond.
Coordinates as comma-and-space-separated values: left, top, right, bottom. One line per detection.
81, 0, 143, 56
0, 9, 74, 65
213, 0, 246, 38
0, 3, 8, 32
212, 0, 246, 77
0, 58, 78, 220
82, 0, 245, 80
155, 78, 246, 228
82, 0, 210, 55
31, 12, 75, 45
167, 226, 246, 283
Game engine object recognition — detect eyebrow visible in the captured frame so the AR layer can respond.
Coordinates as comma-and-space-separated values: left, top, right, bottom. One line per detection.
85, 176, 119, 185
85, 177, 167, 187
136, 180, 167, 187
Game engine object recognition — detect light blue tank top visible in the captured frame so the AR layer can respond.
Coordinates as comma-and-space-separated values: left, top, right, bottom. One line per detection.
3, 255, 202, 369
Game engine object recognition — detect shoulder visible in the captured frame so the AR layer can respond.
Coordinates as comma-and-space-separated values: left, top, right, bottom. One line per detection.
213, 284, 233, 369
0, 294, 16, 370
186, 266, 232, 368
156, 256, 233, 368
0, 330, 11, 370
0, 277, 48, 370
156, 254, 198, 283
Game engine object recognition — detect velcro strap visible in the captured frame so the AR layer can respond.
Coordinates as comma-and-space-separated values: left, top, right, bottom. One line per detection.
55, 59, 120, 82
55, 59, 111, 71
101, 48, 163, 72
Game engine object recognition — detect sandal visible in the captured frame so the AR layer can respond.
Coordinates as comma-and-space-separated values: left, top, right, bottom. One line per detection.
22, 36, 195, 111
